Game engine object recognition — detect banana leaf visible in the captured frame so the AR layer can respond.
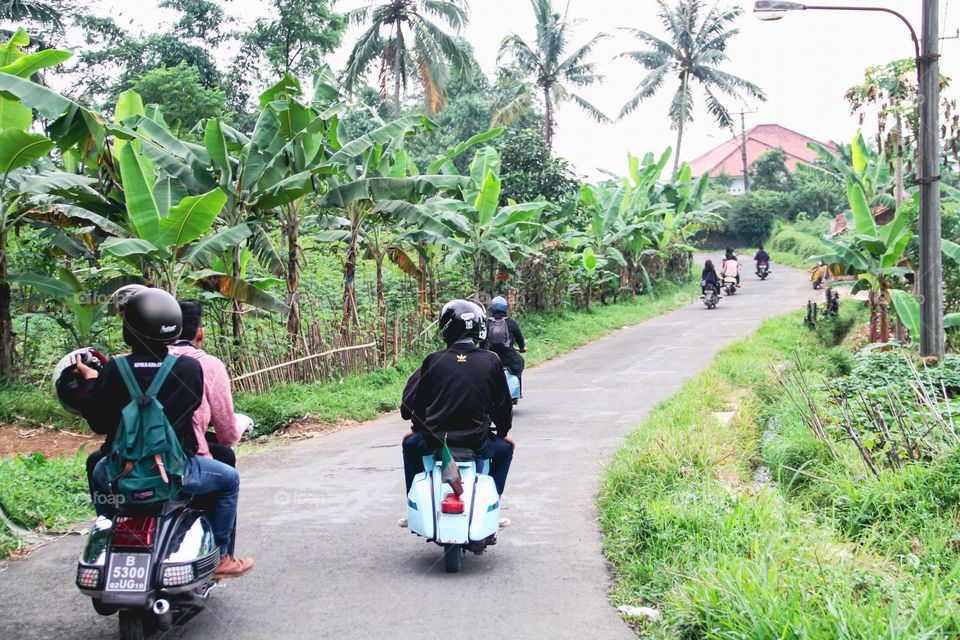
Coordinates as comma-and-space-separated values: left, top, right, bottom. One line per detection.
192, 271, 289, 314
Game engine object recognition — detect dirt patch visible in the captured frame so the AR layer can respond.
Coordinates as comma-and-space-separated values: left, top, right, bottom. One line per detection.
0, 424, 98, 458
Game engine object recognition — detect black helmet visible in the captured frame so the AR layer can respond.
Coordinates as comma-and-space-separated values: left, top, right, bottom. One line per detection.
123, 288, 182, 348
439, 299, 487, 345
108, 283, 147, 316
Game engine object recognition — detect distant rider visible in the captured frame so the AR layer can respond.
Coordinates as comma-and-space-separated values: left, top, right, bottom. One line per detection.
721, 248, 741, 288
701, 259, 721, 295
754, 245, 771, 274
67, 288, 254, 579
400, 299, 515, 496
486, 296, 526, 389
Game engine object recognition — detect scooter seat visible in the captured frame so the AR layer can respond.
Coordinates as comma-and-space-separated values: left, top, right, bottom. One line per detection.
438, 447, 477, 462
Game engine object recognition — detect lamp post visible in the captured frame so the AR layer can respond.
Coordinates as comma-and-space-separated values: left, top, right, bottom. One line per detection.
754, 0, 944, 358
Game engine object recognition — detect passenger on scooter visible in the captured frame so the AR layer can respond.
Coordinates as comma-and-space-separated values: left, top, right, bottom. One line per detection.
401, 299, 515, 496
701, 259, 721, 295
66, 288, 254, 579
168, 300, 243, 468
487, 296, 526, 386
721, 248, 741, 288
754, 245, 771, 273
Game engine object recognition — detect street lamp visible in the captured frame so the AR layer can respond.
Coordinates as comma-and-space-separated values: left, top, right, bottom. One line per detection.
753, 1, 943, 358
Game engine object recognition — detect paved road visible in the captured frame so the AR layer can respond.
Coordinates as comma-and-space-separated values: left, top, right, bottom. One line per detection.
0, 259, 814, 640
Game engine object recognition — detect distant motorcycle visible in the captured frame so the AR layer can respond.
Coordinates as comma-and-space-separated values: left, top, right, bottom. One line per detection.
702, 287, 720, 309
722, 276, 738, 296
505, 368, 521, 405
756, 262, 770, 280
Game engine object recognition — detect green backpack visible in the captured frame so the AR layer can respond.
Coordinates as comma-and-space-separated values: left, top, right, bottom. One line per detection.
107, 354, 190, 506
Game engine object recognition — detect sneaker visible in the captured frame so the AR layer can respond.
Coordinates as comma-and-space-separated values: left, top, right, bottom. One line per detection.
214, 555, 254, 579
398, 517, 408, 528
498, 518, 511, 529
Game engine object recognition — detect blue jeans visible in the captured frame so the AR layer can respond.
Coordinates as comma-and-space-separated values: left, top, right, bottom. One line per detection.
92, 456, 240, 555
402, 433, 514, 495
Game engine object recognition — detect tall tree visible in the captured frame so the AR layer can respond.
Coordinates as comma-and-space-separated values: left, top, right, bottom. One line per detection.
0, 0, 64, 41
618, 0, 765, 175
496, 0, 608, 148
235, 0, 344, 82
342, 0, 472, 117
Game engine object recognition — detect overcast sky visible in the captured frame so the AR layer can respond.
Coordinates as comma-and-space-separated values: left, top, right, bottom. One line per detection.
93, 0, 959, 178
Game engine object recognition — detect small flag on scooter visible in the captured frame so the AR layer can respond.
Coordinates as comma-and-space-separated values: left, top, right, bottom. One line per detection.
440, 437, 464, 496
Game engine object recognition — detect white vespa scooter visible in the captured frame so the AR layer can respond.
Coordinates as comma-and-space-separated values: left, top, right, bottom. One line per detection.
405, 448, 501, 573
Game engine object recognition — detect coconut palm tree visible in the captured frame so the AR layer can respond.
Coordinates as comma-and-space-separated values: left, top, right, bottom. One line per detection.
618, 0, 765, 175
495, 0, 609, 148
342, 0, 472, 117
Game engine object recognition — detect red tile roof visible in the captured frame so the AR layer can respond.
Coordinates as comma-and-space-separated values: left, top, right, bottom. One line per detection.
687, 124, 837, 178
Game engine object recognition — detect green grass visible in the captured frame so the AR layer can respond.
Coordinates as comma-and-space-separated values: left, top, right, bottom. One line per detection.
598, 302, 960, 638
0, 452, 92, 557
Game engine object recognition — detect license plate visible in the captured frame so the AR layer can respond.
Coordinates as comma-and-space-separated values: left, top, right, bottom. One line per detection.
106, 553, 152, 592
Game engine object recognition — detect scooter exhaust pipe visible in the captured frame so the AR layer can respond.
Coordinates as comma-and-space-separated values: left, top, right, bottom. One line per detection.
152, 598, 173, 630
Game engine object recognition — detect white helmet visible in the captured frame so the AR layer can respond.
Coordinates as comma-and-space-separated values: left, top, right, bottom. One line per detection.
52, 347, 107, 416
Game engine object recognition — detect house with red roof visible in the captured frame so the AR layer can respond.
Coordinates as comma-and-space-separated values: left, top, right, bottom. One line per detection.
686, 123, 837, 195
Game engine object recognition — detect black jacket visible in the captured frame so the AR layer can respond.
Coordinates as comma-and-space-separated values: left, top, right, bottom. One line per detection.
407, 344, 513, 450
76, 350, 204, 457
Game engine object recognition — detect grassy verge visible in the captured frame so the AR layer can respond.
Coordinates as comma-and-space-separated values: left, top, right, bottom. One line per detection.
598, 302, 960, 638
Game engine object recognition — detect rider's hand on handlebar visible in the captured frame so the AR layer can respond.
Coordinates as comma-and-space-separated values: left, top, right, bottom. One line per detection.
72, 354, 99, 381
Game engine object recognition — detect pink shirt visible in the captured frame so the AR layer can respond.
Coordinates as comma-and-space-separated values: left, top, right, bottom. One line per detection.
168, 343, 241, 458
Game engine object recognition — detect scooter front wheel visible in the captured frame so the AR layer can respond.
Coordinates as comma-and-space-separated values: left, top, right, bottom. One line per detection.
118, 610, 145, 640
443, 544, 462, 573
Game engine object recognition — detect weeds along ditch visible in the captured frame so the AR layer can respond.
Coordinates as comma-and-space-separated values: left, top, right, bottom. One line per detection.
0, 274, 694, 558
599, 301, 960, 638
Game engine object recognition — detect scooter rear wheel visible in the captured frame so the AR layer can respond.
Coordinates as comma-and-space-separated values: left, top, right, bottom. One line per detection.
118, 610, 144, 640
443, 544, 462, 573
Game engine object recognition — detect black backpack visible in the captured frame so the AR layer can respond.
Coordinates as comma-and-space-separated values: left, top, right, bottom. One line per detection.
487, 317, 512, 348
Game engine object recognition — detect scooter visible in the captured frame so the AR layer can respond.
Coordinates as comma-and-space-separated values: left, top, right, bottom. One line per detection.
505, 368, 521, 404
702, 287, 720, 309
722, 276, 738, 296
756, 262, 770, 280
405, 449, 500, 573
77, 497, 223, 639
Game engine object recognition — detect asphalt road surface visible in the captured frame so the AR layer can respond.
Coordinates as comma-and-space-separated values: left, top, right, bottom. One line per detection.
0, 258, 814, 640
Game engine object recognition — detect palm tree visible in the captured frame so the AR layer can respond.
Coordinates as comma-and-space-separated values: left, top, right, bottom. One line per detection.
496, 0, 609, 148
1, 0, 62, 40
618, 0, 765, 176
342, 0, 472, 117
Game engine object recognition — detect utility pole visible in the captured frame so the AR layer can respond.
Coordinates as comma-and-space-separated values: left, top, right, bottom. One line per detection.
735, 110, 756, 192
919, 0, 944, 358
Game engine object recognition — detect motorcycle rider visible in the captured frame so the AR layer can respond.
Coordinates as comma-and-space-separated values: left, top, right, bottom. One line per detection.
168, 299, 243, 468
400, 299, 515, 496
754, 245, 771, 275
721, 248, 741, 288
486, 296, 526, 388
67, 288, 254, 579
701, 259, 721, 295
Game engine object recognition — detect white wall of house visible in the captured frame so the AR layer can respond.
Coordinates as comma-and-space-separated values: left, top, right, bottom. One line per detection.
727, 175, 746, 196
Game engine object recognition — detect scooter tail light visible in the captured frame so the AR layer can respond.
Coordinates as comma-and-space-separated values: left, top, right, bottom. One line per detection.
77, 566, 101, 589
441, 493, 465, 514
112, 516, 156, 547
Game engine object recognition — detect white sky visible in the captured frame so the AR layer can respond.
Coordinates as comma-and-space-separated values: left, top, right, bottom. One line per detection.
90, 0, 959, 178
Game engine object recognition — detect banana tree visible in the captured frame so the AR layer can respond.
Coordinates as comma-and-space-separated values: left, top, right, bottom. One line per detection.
0, 29, 90, 374
405, 147, 549, 297
891, 235, 960, 342
819, 177, 911, 343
